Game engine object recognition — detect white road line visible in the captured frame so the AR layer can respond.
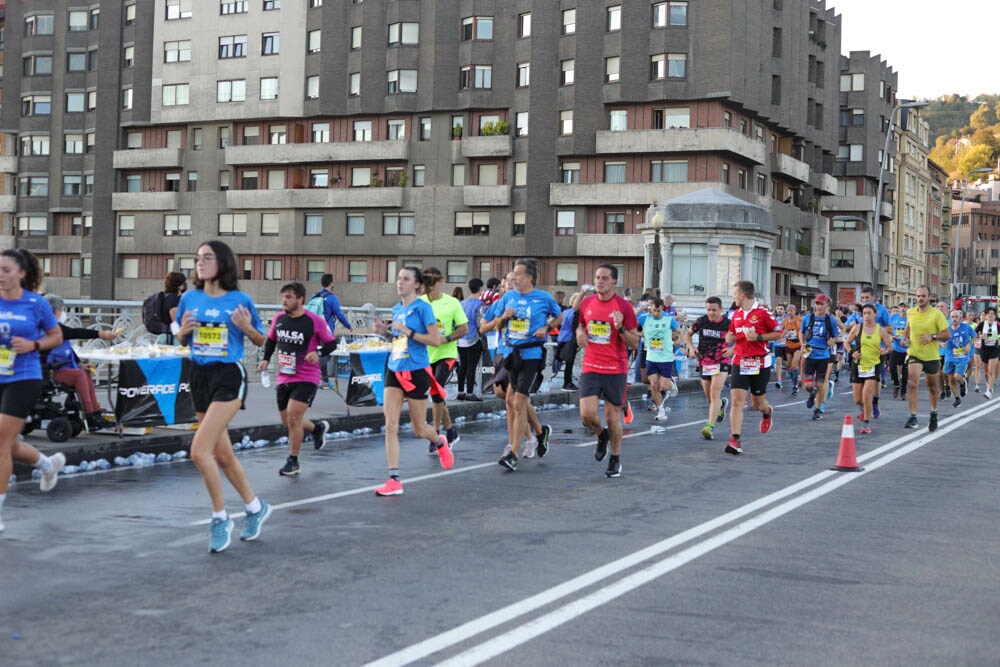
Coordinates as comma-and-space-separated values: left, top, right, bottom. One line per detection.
365, 400, 1000, 667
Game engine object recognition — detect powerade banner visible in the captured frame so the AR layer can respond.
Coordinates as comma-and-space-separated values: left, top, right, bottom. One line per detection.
345, 351, 386, 407
116, 357, 196, 426
479, 338, 498, 395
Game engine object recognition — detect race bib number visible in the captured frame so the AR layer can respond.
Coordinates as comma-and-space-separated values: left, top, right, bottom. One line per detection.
985, 338, 998, 347
952, 346, 968, 359
894, 328, 905, 340
784, 330, 798, 341
801, 345, 812, 359
193, 323, 229, 357
858, 364, 876, 378
648, 337, 664, 351
587, 321, 612, 344
0, 347, 16, 376
391, 336, 409, 361
701, 361, 720, 376
277, 352, 297, 375
508, 318, 530, 340
739, 356, 762, 376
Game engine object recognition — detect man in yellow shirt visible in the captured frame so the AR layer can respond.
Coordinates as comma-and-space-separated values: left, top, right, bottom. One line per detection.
902, 285, 950, 431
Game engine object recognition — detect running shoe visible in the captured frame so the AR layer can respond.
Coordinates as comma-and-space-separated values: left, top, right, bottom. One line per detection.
986, 388, 993, 400
859, 424, 872, 435
717, 397, 729, 423
953, 397, 962, 408
313, 420, 329, 450
605, 457, 622, 478
892, 386, 900, 399
759, 407, 773, 434
655, 407, 670, 422
806, 393, 816, 409
939, 389, 947, 400
498, 450, 517, 471
39, 452, 66, 493
775, 381, 782, 390
960, 382, 967, 398
562, 383, 579, 392
435, 435, 454, 469
279, 457, 300, 477
623, 401, 634, 425
828, 379, 835, 397
537, 424, 552, 458
669, 384, 679, 398
857, 410, 865, 421
872, 402, 880, 419
375, 478, 404, 496
209, 517, 234, 553
928, 412, 939, 432
904, 415, 918, 429
456, 393, 468, 401
240, 501, 272, 541
446, 426, 460, 448
595, 428, 610, 462
791, 386, 799, 396
701, 424, 714, 440
812, 408, 823, 421
974, 384, 981, 393
466, 394, 484, 402
725, 436, 743, 455
522, 439, 538, 459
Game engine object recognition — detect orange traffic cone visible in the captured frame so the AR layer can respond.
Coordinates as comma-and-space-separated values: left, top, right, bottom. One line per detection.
831, 414, 864, 472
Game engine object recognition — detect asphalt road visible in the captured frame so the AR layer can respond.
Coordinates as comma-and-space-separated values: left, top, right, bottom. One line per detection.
3, 382, 999, 666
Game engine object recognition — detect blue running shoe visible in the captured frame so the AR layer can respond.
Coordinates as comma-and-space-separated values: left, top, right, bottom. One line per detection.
209, 517, 234, 553
819, 402, 826, 414
872, 402, 880, 419
240, 501, 272, 542
717, 397, 729, 423
828, 379, 835, 397
806, 393, 815, 409
812, 408, 822, 421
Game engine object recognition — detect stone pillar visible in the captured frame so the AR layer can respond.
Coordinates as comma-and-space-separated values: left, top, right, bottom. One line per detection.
643, 236, 655, 291
659, 237, 671, 297
742, 243, 755, 281
764, 248, 773, 304
707, 243, 719, 297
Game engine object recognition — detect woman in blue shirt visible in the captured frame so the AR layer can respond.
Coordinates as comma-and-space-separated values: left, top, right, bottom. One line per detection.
175, 241, 270, 553
372, 267, 452, 497
0, 249, 65, 534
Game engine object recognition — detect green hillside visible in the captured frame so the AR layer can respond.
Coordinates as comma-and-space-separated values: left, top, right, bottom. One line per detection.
924, 94, 1000, 179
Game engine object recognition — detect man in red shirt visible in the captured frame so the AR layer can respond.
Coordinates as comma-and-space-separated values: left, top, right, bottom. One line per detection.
576, 264, 640, 478
724, 280, 782, 455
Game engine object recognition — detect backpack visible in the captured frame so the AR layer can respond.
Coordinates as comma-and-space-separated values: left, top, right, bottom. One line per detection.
142, 291, 170, 335
804, 313, 836, 344
305, 291, 327, 318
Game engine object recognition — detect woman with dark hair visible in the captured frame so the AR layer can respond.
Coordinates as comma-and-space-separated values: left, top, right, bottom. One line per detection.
372, 267, 453, 496
0, 249, 65, 534
175, 240, 270, 553
157, 271, 187, 344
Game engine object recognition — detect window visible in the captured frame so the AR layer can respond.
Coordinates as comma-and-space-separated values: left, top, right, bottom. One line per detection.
165, 173, 181, 192
219, 170, 231, 190
307, 30, 322, 55
455, 211, 490, 236
387, 22, 419, 45
64, 134, 83, 155
309, 169, 328, 187
219, 35, 248, 59
840, 73, 865, 92
165, 40, 192, 63
123, 46, 135, 68
122, 87, 134, 110
460, 66, 493, 89
722, 163, 730, 184
831, 250, 854, 268
560, 110, 573, 135
514, 162, 527, 186
353, 120, 372, 142
122, 258, 140, 279
387, 119, 406, 140
444, 261, 468, 284
561, 162, 580, 184
118, 215, 135, 236
305, 214, 323, 236
515, 112, 529, 137
478, 164, 499, 186
661, 108, 690, 128
265, 260, 282, 280
737, 169, 747, 189
21, 135, 51, 156
562, 9, 576, 34
126, 174, 141, 192
260, 77, 279, 100
307, 260, 325, 282
413, 165, 425, 187
348, 261, 367, 283
220, 1, 249, 14
165, 0, 193, 20
90, 8, 100, 29
269, 125, 286, 144
851, 108, 864, 126
162, 84, 190, 106
87, 50, 99, 71
67, 52, 87, 71
22, 55, 53, 76
383, 213, 416, 236
243, 126, 260, 145
669, 1, 688, 25
478, 115, 500, 134
462, 16, 493, 41
349, 73, 361, 96
261, 213, 280, 235
241, 170, 259, 189
306, 76, 320, 99
18, 176, 49, 197
556, 263, 579, 286
387, 70, 417, 93
18, 216, 48, 237
607, 5, 622, 30
606, 56, 620, 83
605, 162, 626, 184
651, 160, 688, 183
756, 173, 767, 195
267, 170, 285, 189
312, 122, 330, 143
351, 167, 371, 187
561, 59, 575, 85
452, 164, 465, 186
66, 93, 85, 113
518, 63, 531, 87
419, 117, 432, 141
125, 4, 137, 24
63, 175, 82, 195
217, 80, 247, 102
347, 214, 365, 235
25, 15, 55, 36
556, 210, 575, 236
263, 0, 281, 10
513, 211, 526, 236
351, 26, 362, 49
606, 212, 625, 234
218, 213, 248, 235
671, 244, 708, 295
849, 144, 863, 161
668, 53, 687, 78
87, 90, 98, 111
187, 172, 198, 191
610, 110, 628, 131
86, 175, 96, 195
518, 13, 531, 37
262, 32, 280, 55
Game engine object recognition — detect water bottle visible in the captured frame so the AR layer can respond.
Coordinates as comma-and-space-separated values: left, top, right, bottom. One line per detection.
261, 370, 271, 388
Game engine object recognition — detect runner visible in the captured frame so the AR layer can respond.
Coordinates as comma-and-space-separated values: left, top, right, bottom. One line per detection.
456, 278, 486, 402
859, 286, 892, 416
888, 302, 909, 399
638, 298, 679, 421
800, 294, 840, 420
975, 307, 999, 399
685, 296, 732, 440
371, 267, 454, 497
0, 249, 66, 534
780, 305, 803, 395
772, 303, 786, 389
901, 285, 950, 431
576, 264, 640, 477
724, 280, 781, 455
420, 267, 469, 450
943, 309, 976, 408
843, 304, 893, 434
175, 240, 271, 553
491, 259, 561, 470
258, 282, 336, 477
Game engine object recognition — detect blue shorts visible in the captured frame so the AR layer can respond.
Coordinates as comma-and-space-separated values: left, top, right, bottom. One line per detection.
645, 360, 674, 378
943, 358, 969, 376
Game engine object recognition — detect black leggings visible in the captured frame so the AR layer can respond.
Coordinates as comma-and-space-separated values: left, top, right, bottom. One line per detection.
889, 350, 908, 393
457, 340, 483, 394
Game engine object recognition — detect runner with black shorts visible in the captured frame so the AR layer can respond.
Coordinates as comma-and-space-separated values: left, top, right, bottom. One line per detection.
685, 296, 732, 440
901, 285, 950, 431
420, 267, 469, 450
975, 308, 1000, 399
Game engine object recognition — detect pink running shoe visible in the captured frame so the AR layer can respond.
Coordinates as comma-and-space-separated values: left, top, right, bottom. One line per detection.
435, 434, 454, 470
375, 478, 403, 496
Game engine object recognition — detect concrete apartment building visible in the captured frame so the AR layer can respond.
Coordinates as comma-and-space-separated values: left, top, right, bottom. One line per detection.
3, 1, 847, 306
953, 193, 1000, 298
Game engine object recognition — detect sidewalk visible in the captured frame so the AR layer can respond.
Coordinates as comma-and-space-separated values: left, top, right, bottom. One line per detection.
15, 375, 704, 478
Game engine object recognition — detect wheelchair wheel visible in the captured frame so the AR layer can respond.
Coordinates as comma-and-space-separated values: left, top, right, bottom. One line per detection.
70, 417, 85, 437
47, 417, 73, 443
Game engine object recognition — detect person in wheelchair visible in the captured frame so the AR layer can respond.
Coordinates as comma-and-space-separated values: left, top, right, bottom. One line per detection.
44, 295, 119, 432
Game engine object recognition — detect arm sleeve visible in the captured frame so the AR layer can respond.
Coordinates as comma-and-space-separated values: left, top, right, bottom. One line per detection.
60, 324, 100, 340
262, 338, 276, 362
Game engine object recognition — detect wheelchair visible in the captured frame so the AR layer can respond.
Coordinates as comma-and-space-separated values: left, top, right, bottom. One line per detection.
20, 362, 88, 443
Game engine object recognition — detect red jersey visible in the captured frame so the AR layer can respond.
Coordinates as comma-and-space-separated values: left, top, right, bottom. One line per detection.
578, 294, 638, 374
728, 301, 779, 366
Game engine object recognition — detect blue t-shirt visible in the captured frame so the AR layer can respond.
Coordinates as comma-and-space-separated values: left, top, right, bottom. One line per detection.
802, 313, 840, 360
387, 298, 436, 372
864, 302, 891, 327
0, 290, 59, 383
888, 313, 907, 353
493, 289, 562, 360
175, 289, 264, 366
557, 308, 576, 344
945, 323, 976, 361
459, 296, 483, 343
483, 299, 511, 357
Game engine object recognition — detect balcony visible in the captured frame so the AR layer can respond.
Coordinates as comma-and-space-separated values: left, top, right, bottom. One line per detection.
881, 201, 893, 219
224, 141, 409, 166
822, 194, 875, 214
48, 236, 85, 254
460, 136, 512, 158
113, 148, 183, 170
550, 181, 771, 208
769, 153, 810, 184
463, 185, 510, 207
595, 128, 767, 164
225, 187, 404, 209
0, 195, 16, 212
811, 172, 838, 196
575, 233, 644, 257
111, 192, 180, 211
0, 155, 19, 173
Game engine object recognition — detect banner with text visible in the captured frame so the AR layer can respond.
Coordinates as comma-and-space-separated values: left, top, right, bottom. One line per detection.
116, 357, 196, 426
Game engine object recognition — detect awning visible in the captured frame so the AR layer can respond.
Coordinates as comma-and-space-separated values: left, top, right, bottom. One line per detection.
790, 284, 821, 297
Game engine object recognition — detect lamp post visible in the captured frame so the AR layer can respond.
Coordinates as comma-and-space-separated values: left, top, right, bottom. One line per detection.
651, 208, 664, 296
874, 100, 929, 301
953, 166, 995, 302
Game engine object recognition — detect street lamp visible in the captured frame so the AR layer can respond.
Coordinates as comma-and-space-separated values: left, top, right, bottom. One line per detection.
874, 100, 930, 301
651, 209, 664, 296
953, 166, 995, 302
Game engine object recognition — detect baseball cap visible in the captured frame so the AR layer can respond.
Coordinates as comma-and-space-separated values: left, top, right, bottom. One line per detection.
814, 294, 828, 304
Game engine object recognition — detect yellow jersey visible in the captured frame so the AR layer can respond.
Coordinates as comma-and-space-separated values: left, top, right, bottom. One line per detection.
905, 307, 948, 361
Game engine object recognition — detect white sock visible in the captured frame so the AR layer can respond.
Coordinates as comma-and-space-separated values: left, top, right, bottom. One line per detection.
245, 497, 262, 515
0, 493, 6, 511
211, 510, 228, 521
34, 454, 53, 473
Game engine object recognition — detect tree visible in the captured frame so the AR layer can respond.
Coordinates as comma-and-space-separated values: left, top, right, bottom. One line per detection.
958, 144, 995, 177
929, 136, 958, 175
972, 128, 1000, 154
970, 104, 993, 129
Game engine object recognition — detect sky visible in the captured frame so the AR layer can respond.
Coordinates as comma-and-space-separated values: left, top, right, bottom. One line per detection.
828, 0, 1000, 100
